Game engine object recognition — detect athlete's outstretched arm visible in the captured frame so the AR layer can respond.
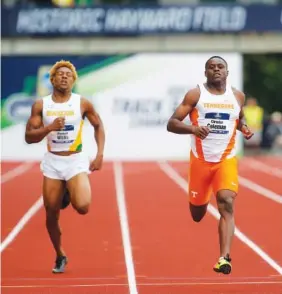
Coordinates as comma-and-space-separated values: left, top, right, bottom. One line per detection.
82, 98, 105, 170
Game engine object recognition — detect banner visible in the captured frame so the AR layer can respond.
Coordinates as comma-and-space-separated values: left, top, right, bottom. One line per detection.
1, 53, 243, 161
1, 4, 282, 36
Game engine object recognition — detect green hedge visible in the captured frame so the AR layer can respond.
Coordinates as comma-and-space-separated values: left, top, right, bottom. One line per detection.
243, 53, 282, 114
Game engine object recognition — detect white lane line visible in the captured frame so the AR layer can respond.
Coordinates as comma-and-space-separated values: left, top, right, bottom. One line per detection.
2, 275, 278, 282
1, 162, 35, 184
158, 162, 282, 275
242, 158, 282, 179
238, 176, 282, 204
113, 162, 138, 294
2, 281, 281, 288
0, 197, 43, 253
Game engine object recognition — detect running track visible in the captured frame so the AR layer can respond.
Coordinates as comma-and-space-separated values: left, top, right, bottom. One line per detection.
1, 155, 282, 293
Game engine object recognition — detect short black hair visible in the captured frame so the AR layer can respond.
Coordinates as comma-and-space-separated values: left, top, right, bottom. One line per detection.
205, 56, 228, 69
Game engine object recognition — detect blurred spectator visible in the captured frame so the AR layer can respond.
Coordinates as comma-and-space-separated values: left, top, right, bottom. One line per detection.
52, 0, 95, 6
243, 97, 264, 147
265, 111, 282, 153
52, 0, 74, 6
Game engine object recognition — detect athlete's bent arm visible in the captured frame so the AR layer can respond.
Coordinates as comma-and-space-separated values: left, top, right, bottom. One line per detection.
25, 99, 50, 144
25, 99, 65, 144
82, 98, 105, 158
233, 89, 254, 139
167, 88, 209, 139
167, 88, 199, 134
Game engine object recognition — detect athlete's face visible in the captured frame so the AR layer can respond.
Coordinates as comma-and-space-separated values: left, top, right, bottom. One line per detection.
205, 58, 228, 84
52, 67, 75, 92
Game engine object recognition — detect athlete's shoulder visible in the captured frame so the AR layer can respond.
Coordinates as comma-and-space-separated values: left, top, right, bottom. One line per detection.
80, 96, 97, 115
231, 86, 245, 97
187, 85, 201, 95
32, 97, 43, 107
231, 86, 245, 107
80, 96, 92, 105
183, 85, 201, 106
184, 85, 201, 98
29, 98, 43, 116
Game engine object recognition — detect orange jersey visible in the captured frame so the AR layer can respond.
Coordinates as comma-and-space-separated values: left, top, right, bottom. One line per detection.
189, 83, 241, 163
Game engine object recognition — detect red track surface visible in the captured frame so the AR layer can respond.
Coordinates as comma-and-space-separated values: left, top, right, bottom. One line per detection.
1, 156, 282, 293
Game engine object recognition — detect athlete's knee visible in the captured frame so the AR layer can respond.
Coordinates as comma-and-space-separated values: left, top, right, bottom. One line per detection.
75, 203, 90, 215
217, 190, 236, 215
45, 202, 59, 214
45, 207, 60, 227
71, 195, 91, 215
43, 193, 62, 213
189, 203, 207, 222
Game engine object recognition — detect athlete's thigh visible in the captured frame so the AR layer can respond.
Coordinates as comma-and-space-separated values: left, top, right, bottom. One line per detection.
66, 172, 91, 209
188, 153, 213, 206
43, 176, 65, 210
212, 156, 239, 196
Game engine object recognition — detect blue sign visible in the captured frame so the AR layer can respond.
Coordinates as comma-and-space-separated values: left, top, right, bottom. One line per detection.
1, 4, 282, 36
1, 55, 118, 129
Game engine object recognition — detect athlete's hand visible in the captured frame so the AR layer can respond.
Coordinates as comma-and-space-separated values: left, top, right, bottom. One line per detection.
49, 117, 65, 131
89, 154, 103, 172
192, 126, 210, 140
241, 125, 254, 140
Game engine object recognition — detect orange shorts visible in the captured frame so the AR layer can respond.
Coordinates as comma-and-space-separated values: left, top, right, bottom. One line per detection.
188, 151, 239, 206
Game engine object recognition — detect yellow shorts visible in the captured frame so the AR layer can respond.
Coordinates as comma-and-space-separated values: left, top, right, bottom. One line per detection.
188, 151, 239, 206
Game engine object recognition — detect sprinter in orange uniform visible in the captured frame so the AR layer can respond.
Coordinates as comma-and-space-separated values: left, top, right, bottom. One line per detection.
167, 56, 253, 274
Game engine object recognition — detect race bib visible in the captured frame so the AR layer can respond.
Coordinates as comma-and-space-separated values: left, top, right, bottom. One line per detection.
52, 125, 75, 144
205, 112, 230, 135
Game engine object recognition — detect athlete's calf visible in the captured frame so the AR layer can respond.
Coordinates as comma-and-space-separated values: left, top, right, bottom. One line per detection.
216, 190, 236, 258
